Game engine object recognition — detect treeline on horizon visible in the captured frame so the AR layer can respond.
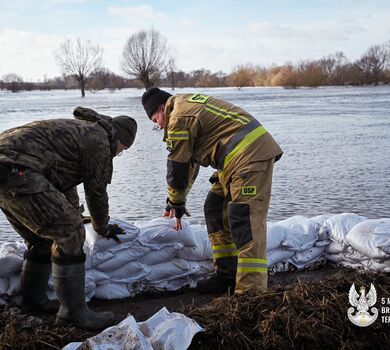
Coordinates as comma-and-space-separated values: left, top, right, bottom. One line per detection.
1, 40, 390, 93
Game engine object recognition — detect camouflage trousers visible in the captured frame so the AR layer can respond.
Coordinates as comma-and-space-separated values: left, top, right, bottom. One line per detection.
0, 169, 85, 261
204, 158, 275, 293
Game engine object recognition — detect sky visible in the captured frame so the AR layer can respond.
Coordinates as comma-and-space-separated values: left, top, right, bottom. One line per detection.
0, 0, 390, 81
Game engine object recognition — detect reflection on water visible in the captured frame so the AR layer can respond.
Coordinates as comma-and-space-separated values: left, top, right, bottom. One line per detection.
0, 86, 389, 242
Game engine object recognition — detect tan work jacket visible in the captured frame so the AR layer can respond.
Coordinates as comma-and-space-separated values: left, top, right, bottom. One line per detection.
163, 93, 283, 205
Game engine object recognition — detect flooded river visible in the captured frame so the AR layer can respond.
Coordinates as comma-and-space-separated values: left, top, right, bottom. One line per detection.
0, 86, 389, 241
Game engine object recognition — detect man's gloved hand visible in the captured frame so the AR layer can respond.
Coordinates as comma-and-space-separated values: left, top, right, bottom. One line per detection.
163, 199, 191, 231
100, 223, 125, 243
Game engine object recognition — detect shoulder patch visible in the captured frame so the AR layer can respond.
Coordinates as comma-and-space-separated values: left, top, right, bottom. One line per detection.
187, 94, 211, 104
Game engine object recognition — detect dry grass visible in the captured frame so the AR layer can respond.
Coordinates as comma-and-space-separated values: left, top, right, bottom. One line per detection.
0, 307, 93, 350
186, 270, 390, 350
0, 268, 389, 349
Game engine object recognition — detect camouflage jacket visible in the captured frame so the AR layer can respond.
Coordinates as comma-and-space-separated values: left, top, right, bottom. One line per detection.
0, 108, 117, 234
163, 94, 283, 206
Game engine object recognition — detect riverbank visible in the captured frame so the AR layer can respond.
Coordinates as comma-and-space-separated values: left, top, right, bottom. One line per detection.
1, 264, 388, 349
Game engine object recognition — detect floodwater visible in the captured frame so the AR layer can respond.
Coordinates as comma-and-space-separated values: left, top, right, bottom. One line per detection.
0, 86, 389, 241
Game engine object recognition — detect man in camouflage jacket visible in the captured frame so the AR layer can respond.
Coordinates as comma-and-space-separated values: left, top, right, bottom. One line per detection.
0, 107, 137, 329
142, 88, 282, 295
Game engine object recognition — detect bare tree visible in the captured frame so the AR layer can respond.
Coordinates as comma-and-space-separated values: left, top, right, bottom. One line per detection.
2, 73, 24, 92
167, 57, 176, 90
228, 65, 254, 89
55, 38, 103, 97
122, 29, 170, 89
356, 44, 389, 85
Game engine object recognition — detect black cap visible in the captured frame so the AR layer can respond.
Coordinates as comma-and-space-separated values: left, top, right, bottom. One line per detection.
141, 87, 172, 119
112, 116, 137, 148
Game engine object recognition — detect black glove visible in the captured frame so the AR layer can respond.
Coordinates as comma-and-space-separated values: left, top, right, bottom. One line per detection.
100, 223, 125, 243
172, 206, 186, 219
209, 173, 219, 184
166, 198, 186, 219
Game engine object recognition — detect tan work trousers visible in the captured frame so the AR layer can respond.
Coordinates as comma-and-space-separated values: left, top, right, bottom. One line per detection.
204, 157, 275, 293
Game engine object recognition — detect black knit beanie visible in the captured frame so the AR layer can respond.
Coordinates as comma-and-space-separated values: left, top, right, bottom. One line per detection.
112, 116, 137, 148
141, 87, 172, 119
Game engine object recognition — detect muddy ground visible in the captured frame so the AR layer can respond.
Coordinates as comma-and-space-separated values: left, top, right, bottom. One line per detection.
1, 264, 389, 349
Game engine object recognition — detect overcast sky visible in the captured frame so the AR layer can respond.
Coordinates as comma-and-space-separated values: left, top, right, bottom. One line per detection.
1, 0, 389, 81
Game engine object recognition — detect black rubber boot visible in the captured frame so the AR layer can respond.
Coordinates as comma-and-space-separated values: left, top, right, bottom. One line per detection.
21, 260, 60, 313
52, 262, 115, 330
197, 255, 237, 294
197, 274, 236, 294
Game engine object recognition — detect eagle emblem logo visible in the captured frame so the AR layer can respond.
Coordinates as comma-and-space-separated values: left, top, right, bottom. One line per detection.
348, 283, 378, 327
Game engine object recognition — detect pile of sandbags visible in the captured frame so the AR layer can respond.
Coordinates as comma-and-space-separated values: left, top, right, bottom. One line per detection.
1, 213, 389, 304
62, 218, 214, 300
324, 215, 390, 272
267, 215, 330, 272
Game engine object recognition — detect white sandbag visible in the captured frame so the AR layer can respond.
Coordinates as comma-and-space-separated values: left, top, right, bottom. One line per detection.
325, 253, 344, 263
65, 307, 203, 350
0, 242, 26, 278
145, 259, 200, 283
322, 213, 367, 244
177, 225, 212, 261
279, 216, 320, 251
267, 249, 295, 267
358, 258, 390, 272
147, 277, 194, 292
85, 250, 114, 269
84, 220, 139, 254
269, 262, 290, 274
339, 260, 365, 270
311, 213, 334, 225
326, 241, 346, 254
289, 256, 326, 270
290, 246, 325, 266
96, 243, 150, 271
86, 269, 110, 284
105, 261, 150, 283
7, 274, 21, 296
339, 259, 390, 273
315, 239, 331, 247
267, 222, 288, 251
94, 283, 131, 300
0, 277, 9, 295
68, 314, 151, 350
138, 307, 203, 350
346, 219, 390, 259
139, 244, 183, 266
343, 247, 368, 262
192, 260, 214, 276
136, 218, 197, 248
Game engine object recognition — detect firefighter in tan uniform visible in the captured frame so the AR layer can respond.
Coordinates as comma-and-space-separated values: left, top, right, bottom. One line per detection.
142, 87, 283, 294
0, 107, 137, 329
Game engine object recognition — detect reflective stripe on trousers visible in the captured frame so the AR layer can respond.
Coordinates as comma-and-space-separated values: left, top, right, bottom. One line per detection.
237, 257, 267, 273
212, 242, 238, 259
